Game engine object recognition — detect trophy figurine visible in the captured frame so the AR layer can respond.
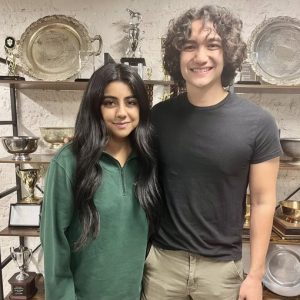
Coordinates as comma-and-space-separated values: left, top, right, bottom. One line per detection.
121, 9, 145, 77
16, 167, 42, 203
4, 36, 18, 77
8, 246, 37, 299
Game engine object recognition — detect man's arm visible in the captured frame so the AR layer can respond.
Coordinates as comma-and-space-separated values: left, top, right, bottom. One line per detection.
239, 157, 280, 300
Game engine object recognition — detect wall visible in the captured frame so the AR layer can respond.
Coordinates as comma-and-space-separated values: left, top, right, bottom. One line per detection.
0, 0, 300, 295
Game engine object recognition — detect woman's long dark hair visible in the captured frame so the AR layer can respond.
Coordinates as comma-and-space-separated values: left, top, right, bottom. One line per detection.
72, 63, 160, 250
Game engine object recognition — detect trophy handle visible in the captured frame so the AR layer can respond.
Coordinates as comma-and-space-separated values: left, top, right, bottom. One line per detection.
89, 35, 103, 56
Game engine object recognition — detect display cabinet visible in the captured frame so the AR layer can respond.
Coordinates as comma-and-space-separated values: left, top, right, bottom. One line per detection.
0, 80, 300, 299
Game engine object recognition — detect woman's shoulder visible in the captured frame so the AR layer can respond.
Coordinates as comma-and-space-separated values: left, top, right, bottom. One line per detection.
50, 143, 76, 171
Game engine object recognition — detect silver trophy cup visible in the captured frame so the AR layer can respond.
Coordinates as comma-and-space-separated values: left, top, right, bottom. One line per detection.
10, 246, 32, 281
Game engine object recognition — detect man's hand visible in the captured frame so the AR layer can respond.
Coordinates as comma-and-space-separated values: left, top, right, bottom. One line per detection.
238, 274, 263, 300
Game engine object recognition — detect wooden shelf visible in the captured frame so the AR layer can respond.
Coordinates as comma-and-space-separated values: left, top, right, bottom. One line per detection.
0, 226, 39, 237
0, 156, 297, 169
2, 80, 299, 94
234, 84, 300, 94
243, 230, 300, 245
280, 161, 300, 170
0, 79, 173, 91
0, 154, 53, 164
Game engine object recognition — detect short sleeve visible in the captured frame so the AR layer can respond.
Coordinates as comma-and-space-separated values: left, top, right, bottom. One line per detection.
251, 110, 283, 164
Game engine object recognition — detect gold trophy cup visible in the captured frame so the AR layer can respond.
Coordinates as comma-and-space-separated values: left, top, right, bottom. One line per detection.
16, 167, 41, 203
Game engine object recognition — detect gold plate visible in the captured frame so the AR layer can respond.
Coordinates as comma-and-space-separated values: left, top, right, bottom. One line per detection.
18, 15, 102, 81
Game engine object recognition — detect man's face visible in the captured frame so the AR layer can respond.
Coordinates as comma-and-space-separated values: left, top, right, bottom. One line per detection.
180, 19, 224, 92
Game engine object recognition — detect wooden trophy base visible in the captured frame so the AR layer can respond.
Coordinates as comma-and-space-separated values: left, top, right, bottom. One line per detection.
8, 272, 37, 299
120, 57, 146, 66
273, 215, 300, 240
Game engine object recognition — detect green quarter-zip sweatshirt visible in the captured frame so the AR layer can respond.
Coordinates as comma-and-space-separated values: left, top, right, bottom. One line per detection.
40, 144, 148, 300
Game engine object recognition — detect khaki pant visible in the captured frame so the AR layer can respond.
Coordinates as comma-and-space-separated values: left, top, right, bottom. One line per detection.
142, 245, 244, 300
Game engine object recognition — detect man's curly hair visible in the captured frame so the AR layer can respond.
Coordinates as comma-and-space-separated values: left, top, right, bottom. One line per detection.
163, 5, 247, 87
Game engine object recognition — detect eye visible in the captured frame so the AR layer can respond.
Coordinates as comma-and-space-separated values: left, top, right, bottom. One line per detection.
102, 98, 116, 107
182, 42, 196, 52
207, 42, 222, 50
126, 98, 138, 106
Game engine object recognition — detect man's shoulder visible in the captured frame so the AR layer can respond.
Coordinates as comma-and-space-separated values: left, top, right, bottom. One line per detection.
230, 93, 271, 117
152, 93, 185, 114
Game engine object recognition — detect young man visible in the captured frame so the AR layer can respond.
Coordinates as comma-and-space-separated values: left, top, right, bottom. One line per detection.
142, 5, 282, 300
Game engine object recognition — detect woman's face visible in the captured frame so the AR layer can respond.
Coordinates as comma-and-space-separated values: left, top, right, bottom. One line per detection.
101, 81, 140, 143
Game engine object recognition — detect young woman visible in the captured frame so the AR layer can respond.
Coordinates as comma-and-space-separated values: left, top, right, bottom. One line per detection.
41, 63, 160, 300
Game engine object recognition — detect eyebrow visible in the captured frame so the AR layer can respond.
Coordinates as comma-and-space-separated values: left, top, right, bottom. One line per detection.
206, 37, 222, 42
185, 36, 222, 43
103, 95, 135, 99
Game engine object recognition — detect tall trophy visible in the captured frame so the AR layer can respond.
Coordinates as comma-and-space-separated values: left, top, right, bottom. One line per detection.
16, 167, 42, 203
2, 36, 25, 80
121, 9, 145, 77
8, 246, 37, 299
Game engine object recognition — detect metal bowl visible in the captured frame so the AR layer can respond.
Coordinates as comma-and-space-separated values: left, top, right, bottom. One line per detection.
280, 138, 300, 165
279, 200, 300, 223
1, 136, 39, 161
40, 127, 75, 149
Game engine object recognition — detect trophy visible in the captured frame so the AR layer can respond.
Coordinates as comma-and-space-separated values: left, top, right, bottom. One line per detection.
8, 246, 37, 299
4, 36, 18, 77
121, 9, 145, 77
160, 37, 171, 81
237, 59, 260, 84
16, 167, 42, 203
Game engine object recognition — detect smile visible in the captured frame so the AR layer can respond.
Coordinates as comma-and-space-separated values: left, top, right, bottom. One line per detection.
190, 67, 213, 73
113, 122, 130, 128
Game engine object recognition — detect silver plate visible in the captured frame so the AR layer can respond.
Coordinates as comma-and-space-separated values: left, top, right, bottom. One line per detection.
18, 15, 102, 81
263, 244, 300, 296
248, 16, 300, 86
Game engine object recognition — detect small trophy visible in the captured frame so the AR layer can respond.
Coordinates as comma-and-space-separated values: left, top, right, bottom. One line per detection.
16, 167, 42, 203
161, 37, 170, 81
8, 246, 37, 299
121, 9, 145, 77
237, 59, 260, 84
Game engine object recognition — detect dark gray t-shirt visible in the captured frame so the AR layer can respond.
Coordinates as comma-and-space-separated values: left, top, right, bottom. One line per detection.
151, 92, 282, 260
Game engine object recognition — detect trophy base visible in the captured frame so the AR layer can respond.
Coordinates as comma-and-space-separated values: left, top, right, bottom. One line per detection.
75, 78, 89, 82
0, 75, 25, 81
120, 57, 146, 66
20, 197, 43, 204
236, 80, 261, 85
8, 272, 37, 299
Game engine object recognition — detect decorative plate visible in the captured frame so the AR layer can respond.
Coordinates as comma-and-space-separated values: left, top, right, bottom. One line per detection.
17, 15, 102, 81
263, 244, 300, 296
248, 16, 300, 86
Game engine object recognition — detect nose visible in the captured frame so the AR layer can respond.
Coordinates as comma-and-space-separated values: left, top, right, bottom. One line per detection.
194, 46, 208, 63
116, 103, 127, 118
